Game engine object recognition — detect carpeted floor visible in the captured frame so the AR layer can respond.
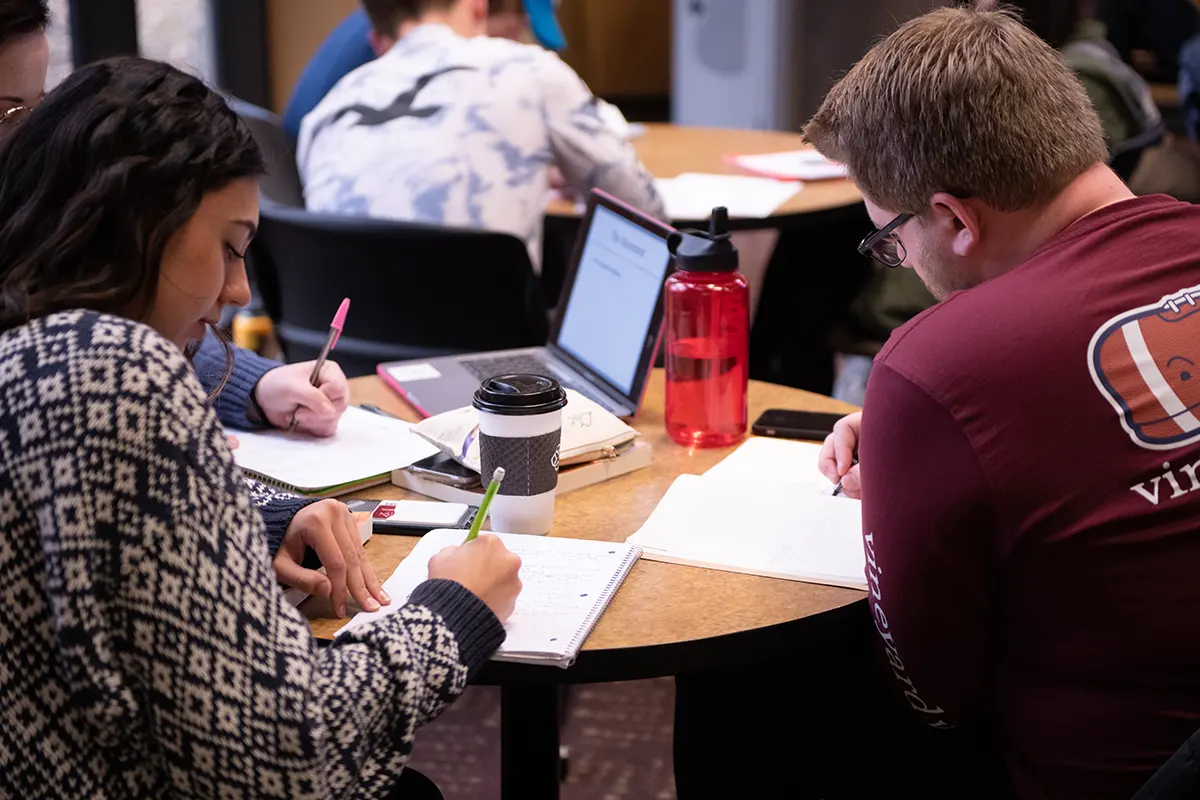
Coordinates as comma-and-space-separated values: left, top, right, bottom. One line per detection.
408, 678, 677, 800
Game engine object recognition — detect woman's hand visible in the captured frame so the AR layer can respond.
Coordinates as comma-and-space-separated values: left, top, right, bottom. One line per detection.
428, 535, 523, 622
273, 499, 389, 618
254, 360, 349, 436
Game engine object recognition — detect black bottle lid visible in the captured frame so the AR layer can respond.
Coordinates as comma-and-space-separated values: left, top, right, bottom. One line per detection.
667, 207, 739, 272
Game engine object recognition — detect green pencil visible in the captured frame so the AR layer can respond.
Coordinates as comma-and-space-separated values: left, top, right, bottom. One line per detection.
464, 467, 505, 542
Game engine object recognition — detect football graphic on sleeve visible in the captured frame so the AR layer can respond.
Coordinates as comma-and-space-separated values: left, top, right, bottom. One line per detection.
1089, 286, 1200, 450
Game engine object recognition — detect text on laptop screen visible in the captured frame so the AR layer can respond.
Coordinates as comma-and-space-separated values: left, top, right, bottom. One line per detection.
556, 205, 671, 394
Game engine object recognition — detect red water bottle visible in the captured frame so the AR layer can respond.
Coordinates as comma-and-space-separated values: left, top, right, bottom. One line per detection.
664, 207, 749, 448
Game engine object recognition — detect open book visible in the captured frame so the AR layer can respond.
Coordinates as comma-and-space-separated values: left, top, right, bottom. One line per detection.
627, 438, 866, 590
410, 389, 638, 472
393, 439, 653, 504
231, 406, 439, 497
338, 530, 641, 668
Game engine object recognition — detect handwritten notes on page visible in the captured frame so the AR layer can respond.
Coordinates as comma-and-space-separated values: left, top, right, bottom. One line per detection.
338, 530, 641, 668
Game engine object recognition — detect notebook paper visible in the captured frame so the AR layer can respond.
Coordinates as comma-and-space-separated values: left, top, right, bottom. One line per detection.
339, 530, 641, 668
702, 437, 834, 495
628, 471, 866, 590
232, 406, 439, 496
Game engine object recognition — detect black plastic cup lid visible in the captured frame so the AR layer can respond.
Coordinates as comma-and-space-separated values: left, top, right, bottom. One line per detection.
473, 374, 568, 416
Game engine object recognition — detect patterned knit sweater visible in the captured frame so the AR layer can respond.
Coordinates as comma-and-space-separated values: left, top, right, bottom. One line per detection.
0, 311, 506, 798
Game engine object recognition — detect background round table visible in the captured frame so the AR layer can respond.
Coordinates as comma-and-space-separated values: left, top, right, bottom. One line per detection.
306, 372, 865, 799
543, 123, 863, 227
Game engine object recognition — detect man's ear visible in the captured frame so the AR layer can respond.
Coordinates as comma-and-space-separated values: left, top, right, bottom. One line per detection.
929, 192, 981, 258
473, 0, 491, 25
369, 30, 396, 57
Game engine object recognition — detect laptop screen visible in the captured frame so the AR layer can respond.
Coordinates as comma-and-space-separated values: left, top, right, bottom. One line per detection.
555, 203, 672, 394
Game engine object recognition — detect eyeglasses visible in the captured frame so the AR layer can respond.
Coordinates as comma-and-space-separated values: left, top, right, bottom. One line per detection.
857, 211, 914, 268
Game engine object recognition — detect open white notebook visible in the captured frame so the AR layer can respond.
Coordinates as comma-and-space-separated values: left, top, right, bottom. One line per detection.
338, 530, 641, 668
627, 438, 866, 590
231, 406, 439, 497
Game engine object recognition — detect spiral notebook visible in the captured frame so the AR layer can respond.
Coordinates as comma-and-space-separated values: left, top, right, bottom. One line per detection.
231, 406, 439, 497
338, 530, 642, 668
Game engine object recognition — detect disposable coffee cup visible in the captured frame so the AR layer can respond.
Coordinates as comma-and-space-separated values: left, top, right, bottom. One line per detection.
473, 374, 568, 535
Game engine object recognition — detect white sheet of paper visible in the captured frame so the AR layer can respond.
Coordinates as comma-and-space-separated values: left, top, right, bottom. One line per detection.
703, 437, 834, 495
729, 150, 849, 181
654, 173, 802, 221
339, 530, 639, 662
232, 406, 439, 491
627, 474, 865, 590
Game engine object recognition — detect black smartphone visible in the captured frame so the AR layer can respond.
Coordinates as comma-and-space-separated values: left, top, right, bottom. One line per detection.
407, 452, 482, 488
751, 409, 844, 441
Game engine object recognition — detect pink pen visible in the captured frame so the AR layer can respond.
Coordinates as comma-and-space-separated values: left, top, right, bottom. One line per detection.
289, 297, 350, 433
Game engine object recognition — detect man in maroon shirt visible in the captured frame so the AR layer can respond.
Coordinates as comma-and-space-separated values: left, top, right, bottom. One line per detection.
675, 2, 1200, 799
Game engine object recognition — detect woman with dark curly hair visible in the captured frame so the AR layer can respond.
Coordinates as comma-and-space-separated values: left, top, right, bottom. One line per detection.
0, 0, 426, 627
0, 56, 522, 799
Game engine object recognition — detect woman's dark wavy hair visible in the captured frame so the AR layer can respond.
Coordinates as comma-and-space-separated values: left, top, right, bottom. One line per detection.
0, 0, 50, 46
0, 57, 264, 351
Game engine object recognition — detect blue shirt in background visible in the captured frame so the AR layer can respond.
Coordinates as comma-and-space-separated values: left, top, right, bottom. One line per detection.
282, 10, 375, 141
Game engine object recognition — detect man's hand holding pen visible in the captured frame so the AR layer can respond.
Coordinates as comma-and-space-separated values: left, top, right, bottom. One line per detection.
818, 411, 862, 499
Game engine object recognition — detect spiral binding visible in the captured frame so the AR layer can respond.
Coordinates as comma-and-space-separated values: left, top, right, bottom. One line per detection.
561, 545, 643, 666
248, 470, 299, 494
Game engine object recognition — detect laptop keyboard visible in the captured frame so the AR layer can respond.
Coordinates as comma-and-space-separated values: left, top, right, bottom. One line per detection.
460, 354, 622, 412
462, 354, 575, 386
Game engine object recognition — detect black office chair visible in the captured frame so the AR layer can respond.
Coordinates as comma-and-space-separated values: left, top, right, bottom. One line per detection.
226, 96, 305, 208
1130, 725, 1200, 799
251, 201, 549, 377
1110, 121, 1167, 182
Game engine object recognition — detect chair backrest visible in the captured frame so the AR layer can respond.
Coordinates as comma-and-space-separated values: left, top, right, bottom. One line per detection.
1109, 121, 1167, 182
251, 202, 549, 377
226, 96, 305, 208
1131, 725, 1200, 799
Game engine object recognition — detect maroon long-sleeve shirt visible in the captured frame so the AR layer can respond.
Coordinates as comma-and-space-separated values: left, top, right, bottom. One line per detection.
860, 195, 1200, 799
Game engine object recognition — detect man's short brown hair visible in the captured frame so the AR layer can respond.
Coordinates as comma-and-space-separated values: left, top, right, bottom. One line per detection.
362, 0, 520, 36
362, 0, 455, 36
803, 1, 1107, 213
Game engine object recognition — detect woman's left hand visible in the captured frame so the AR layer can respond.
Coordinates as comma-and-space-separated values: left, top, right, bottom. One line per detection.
254, 360, 350, 436
273, 499, 389, 618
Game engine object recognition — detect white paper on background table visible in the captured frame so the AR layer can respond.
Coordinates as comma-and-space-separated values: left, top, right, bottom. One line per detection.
653, 173, 802, 221
726, 150, 850, 181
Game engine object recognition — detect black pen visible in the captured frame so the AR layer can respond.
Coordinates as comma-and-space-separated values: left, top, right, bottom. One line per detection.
832, 456, 859, 497
359, 403, 400, 419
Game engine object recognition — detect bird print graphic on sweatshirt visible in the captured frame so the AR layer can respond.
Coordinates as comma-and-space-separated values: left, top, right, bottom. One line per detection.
298, 23, 663, 272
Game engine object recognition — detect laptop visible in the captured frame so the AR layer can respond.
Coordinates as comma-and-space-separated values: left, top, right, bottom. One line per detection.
378, 190, 674, 418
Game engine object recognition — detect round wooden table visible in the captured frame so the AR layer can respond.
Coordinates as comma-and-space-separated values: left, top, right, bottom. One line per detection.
308, 371, 864, 799
543, 123, 863, 227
